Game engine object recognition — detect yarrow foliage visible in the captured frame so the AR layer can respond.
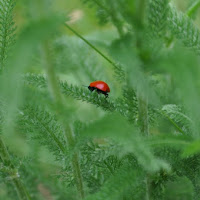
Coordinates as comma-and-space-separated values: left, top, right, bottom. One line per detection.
0, 0, 16, 71
1, 0, 200, 200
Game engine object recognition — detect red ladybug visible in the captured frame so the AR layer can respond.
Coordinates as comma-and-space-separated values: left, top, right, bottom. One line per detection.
88, 81, 110, 97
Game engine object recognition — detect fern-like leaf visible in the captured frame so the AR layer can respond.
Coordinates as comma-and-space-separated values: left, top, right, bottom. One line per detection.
19, 105, 67, 160
148, 0, 169, 36
85, 166, 144, 200
23, 74, 122, 113
168, 5, 200, 54
81, 0, 124, 37
161, 104, 193, 135
0, 0, 16, 71
116, 87, 138, 123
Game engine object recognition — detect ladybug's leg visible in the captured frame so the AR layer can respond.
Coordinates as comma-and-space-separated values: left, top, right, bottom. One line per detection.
100, 90, 108, 98
96, 89, 101, 94
97, 89, 108, 97
88, 86, 95, 92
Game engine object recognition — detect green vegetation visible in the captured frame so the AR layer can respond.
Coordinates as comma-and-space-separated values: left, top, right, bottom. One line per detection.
1, 0, 200, 199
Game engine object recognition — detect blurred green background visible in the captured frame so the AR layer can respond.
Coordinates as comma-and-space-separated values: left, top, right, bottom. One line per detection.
1, 0, 200, 199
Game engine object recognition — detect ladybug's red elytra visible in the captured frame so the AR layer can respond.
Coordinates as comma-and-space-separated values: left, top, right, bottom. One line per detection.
88, 81, 110, 97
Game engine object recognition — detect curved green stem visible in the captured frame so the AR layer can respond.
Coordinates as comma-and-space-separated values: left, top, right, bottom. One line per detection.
160, 111, 186, 135
136, 0, 146, 28
138, 96, 149, 136
187, 0, 200, 17
42, 41, 84, 199
135, 1, 150, 199
65, 23, 116, 67
65, 23, 125, 81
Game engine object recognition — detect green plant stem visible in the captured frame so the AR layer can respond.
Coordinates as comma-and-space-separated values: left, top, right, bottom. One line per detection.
145, 176, 150, 200
137, 0, 146, 28
136, 0, 149, 135
72, 152, 85, 198
137, 95, 150, 200
42, 41, 84, 199
136, 0, 150, 199
187, 0, 200, 17
138, 96, 149, 136
160, 111, 185, 134
0, 137, 31, 200
65, 23, 125, 81
65, 23, 117, 67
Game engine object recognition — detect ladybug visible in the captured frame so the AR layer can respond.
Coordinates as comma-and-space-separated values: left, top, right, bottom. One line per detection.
88, 81, 110, 97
